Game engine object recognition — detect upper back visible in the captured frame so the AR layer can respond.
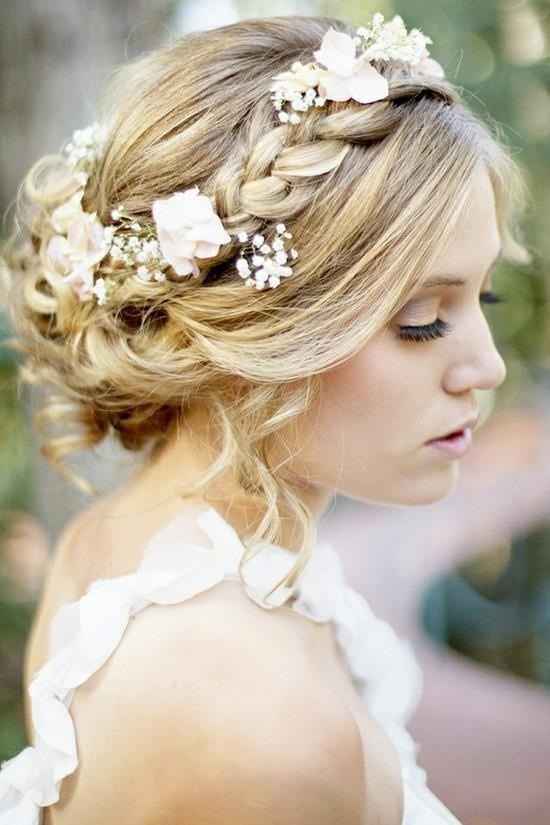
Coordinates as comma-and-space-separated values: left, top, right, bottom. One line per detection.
19, 492, 408, 825
43, 576, 369, 824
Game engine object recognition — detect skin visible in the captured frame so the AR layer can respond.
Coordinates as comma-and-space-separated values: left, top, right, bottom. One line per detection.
129, 162, 506, 551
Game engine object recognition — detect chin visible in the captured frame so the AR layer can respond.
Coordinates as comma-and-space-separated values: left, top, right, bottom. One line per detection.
400, 465, 461, 507
350, 464, 460, 508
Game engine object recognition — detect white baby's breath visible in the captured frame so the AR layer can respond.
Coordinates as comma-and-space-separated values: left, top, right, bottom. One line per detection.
236, 224, 299, 290
51, 116, 302, 302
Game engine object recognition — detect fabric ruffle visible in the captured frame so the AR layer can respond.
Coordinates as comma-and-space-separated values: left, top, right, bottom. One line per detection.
0, 505, 461, 824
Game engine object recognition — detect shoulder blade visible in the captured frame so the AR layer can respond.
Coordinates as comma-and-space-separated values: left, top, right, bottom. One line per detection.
48, 579, 367, 825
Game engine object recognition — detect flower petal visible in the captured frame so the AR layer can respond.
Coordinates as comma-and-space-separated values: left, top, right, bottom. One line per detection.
349, 62, 389, 104
313, 28, 356, 77
185, 218, 231, 247
152, 189, 199, 233
46, 236, 71, 275
50, 190, 84, 234
167, 253, 200, 277
64, 265, 95, 301
317, 71, 353, 102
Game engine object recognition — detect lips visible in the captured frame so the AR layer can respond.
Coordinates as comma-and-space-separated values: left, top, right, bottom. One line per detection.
429, 414, 480, 442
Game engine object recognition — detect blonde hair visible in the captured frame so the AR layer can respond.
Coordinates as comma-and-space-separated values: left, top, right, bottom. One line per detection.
1, 15, 532, 606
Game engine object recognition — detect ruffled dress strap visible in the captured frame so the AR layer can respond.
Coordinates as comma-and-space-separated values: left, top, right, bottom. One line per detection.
0, 505, 462, 825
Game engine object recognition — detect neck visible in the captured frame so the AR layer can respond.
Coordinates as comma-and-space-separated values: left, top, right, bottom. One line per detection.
126, 405, 333, 553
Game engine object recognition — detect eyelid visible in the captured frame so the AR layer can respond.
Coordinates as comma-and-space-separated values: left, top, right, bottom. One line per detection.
403, 280, 493, 312
400, 296, 439, 318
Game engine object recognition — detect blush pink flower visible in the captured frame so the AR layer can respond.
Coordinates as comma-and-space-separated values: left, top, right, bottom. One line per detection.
313, 28, 389, 104
62, 264, 95, 302
152, 187, 232, 277
47, 192, 109, 302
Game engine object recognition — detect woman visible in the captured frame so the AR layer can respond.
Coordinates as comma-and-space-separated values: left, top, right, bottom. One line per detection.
0, 12, 531, 825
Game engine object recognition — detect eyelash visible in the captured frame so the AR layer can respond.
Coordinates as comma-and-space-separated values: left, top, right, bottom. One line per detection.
397, 291, 506, 343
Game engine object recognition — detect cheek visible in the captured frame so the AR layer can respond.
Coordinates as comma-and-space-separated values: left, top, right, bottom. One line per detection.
318, 337, 403, 431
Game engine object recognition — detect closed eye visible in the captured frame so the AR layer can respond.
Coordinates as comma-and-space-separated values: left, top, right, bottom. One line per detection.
397, 290, 506, 343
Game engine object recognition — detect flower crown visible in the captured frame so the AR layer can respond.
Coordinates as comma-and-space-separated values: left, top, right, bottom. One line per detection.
46, 128, 297, 305
45, 13, 443, 306
271, 13, 445, 123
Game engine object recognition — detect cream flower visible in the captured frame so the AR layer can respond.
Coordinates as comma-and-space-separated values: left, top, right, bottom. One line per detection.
46, 235, 96, 302
46, 235, 72, 275
47, 192, 109, 302
51, 190, 86, 234
313, 28, 389, 104
152, 187, 231, 277
65, 209, 108, 269
63, 264, 95, 302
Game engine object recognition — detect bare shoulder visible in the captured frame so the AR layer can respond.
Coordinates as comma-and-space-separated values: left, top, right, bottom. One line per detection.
50, 580, 366, 825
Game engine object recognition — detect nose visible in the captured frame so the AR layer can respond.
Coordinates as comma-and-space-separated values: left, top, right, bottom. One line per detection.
443, 310, 507, 394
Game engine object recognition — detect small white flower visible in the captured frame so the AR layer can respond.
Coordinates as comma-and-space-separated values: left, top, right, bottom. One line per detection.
276, 223, 286, 234
268, 275, 280, 288
260, 244, 271, 254
137, 265, 151, 281
289, 113, 302, 124
252, 234, 265, 247
274, 250, 288, 265
290, 248, 298, 259
272, 238, 285, 251
103, 226, 116, 244
284, 232, 293, 239
91, 277, 108, 305
237, 231, 248, 243
147, 239, 160, 255
252, 254, 264, 267
236, 258, 250, 276
278, 112, 290, 123
111, 208, 122, 220
64, 122, 107, 169
255, 268, 269, 283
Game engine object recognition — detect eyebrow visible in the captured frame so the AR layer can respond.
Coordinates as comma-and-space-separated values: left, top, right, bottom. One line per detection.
422, 248, 503, 289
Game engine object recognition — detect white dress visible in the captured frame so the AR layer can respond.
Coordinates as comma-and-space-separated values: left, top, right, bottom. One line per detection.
0, 504, 463, 824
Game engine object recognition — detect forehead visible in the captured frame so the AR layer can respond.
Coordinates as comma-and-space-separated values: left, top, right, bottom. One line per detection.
429, 166, 501, 277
